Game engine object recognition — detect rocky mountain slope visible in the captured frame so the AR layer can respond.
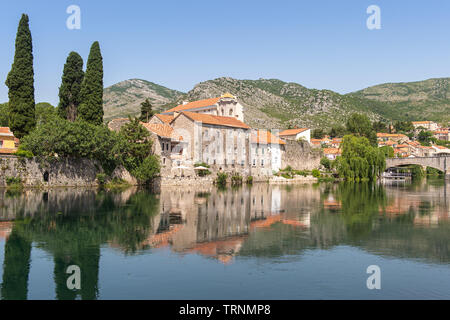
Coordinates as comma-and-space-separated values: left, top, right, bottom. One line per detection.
348, 78, 450, 124
163, 77, 382, 129
103, 77, 450, 128
103, 79, 184, 122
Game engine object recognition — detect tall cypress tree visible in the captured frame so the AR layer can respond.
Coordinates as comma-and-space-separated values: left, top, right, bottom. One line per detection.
57, 52, 84, 122
140, 98, 154, 122
78, 41, 104, 125
5, 14, 36, 138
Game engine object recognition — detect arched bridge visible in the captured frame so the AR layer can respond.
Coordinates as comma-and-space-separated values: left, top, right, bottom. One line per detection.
386, 155, 450, 179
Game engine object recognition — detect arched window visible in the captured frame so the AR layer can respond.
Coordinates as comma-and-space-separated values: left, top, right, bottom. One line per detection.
229, 108, 233, 116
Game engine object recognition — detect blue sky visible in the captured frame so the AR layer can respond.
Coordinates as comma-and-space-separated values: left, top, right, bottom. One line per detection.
1, 0, 450, 105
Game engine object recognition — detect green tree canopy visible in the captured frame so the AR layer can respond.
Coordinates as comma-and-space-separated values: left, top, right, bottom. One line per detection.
346, 113, 377, 146
78, 42, 103, 125
0, 103, 9, 126
334, 135, 386, 181
139, 98, 154, 122
5, 14, 36, 138
58, 52, 84, 121
312, 128, 325, 139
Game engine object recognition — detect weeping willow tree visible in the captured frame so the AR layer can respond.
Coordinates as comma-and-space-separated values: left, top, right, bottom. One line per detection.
334, 135, 386, 181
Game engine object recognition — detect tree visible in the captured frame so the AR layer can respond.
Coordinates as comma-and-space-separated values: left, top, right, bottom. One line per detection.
312, 128, 325, 139
5, 14, 36, 138
379, 145, 394, 158
35, 102, 57, 126
394, 121, 414, 133
78, 42, 103, 125
346, 113, 377, 146
372, 121, 388, 133
58, 52, 84, 121
139, 98, 154, 122
418, 130, 433, 146
334, 135, 385, 181
0, 103, 9, 126
116, 117, 153, 173
329, 125, 346, 138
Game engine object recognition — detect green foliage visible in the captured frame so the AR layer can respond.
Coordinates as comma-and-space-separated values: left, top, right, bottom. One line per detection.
58, 51, 84, 121
418, 130, 433, 146
320, 157, 332, 170
372, 120, 388, 133
35, 102, 56, 125
215, 172, 228, 187
231, 173, 243, 185
312, 128, 325, 139
15, 145, 33, 159
20, 116, 120, 172
194, 162, 211, 177
5, 176, 21, 185
346, 113, 377, 146
410, 165, 425, 180
426, 167, 443, 176
334, 135, 386, 181
78, 42, 103, 125
0, 103, 9, 126
131, 155, 160, 184
312, 169, 321, 178
139, 98, 154, 122
116, 118, 152, 173
5, 14, 36, 138
329, 125, 346, 138
394, 121, 414, 133
379, 145, 394, 158
246, 175, 253, 184
96, 173, 107, 185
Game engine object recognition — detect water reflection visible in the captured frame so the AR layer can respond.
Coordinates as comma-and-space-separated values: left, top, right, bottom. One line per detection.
0, 180, 449, 299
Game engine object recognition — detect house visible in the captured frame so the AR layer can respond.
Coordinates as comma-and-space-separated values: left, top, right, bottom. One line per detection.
323, 148, 341, 160
161, 93, 245, 122
412, 121, 439, 131
377, 133, 409, 143
433, 129, 450, 141
278, 128, 311, 143
251, 130, 286, 174
432, 145, 450, 155
415, 146, 436, 157
0, 127, 18, 154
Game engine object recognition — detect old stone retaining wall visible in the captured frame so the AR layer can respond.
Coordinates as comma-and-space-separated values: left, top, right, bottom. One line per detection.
0, 156, 134, 187
281, 140, 322, 171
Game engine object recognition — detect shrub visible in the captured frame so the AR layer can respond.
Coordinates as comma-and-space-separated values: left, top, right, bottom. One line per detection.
15, 147, 34, 159
312, 169, 321, 178
96, 173, 107, 185
194, 162, 211, 177
231, 173, 243, 185
132, 155, 160, 184
320, 157, 331, 170
246, 176, 253, 185
215, 172, 228, 187
6, 176, 21, 185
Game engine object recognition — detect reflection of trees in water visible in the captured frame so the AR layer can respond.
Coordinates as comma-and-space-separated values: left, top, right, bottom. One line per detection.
240, 182, 450, 264
1, 188, 159, 300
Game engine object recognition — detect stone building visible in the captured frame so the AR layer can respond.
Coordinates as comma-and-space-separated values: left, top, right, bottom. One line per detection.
0, 127, 18, 154
278, 128, 311, 143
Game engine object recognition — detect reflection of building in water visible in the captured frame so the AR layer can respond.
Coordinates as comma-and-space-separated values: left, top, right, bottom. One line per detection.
0, 221, 12, 240
142, 184, 314, 264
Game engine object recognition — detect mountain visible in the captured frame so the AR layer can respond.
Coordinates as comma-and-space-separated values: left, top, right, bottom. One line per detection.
103, 77, 450, 128
103, 79, 184, 122
163, 77, 382, 129
348, 78, 450, 123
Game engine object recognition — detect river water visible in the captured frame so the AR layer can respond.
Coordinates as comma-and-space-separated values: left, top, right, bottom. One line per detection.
0, 180, 449, 299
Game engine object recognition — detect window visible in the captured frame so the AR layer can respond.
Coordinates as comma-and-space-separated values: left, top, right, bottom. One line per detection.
261, 159, 264, 166
166, 143, 169, 151
252, 159, 256, 166
163, 158, 166, 164
229, 109, 233, 116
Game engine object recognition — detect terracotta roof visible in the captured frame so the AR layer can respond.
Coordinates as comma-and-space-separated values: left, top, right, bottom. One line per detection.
412, 121, 433, 125
154, 114, 174, 124
278, 128, 309, 136
180, 111, 250, 129
251, 130, 285, 145
0, 127, 14, 137
377, 133, 407, 138
163, 97, 221, 114
141, 123, 174, 138
323, 148, 341, 155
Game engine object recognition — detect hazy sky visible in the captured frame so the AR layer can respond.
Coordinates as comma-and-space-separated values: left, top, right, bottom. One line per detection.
1, 0, 450, 105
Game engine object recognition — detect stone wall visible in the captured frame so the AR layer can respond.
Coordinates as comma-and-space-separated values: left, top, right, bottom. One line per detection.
0, 156, 134, 187
281, 140, 322, 171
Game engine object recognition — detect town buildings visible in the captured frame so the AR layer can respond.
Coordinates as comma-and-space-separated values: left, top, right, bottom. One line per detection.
0, 127, 18, 154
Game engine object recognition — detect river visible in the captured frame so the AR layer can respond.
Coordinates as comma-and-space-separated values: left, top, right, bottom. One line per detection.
0, 179, 449, 299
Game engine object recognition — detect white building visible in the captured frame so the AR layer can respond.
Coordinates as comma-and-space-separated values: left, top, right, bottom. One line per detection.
278, 128, 311, 143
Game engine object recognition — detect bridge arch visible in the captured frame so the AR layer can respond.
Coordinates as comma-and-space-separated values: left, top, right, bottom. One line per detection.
385, 156, 449, 179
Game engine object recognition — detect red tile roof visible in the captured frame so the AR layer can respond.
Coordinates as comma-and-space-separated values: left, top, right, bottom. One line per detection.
278, 128, 309, 136
251, 130, 285, 145
164, 97, 221, 114
180, 111, 250, 129
154, 114, 174, 124
0, 127, 14, 136
323, 148, 341, 155
141, 123, 174, 138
